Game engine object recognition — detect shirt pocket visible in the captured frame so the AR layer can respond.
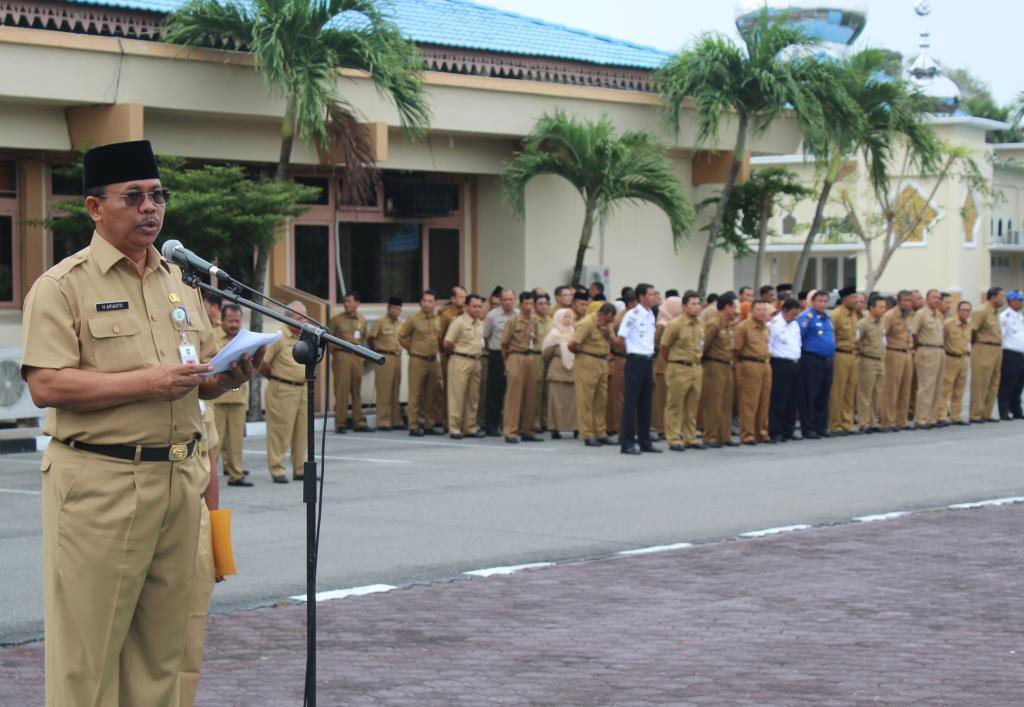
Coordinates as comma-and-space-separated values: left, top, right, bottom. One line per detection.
87, 316, 146, 373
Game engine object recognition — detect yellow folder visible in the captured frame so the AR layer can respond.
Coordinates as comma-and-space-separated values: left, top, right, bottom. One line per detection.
208, 508, 237, 576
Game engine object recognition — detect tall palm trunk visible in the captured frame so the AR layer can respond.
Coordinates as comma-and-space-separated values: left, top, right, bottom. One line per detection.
571, 200, 597, 286
753, 190, 773, 291
792, 178, 834, 291
697, 113, 749, 298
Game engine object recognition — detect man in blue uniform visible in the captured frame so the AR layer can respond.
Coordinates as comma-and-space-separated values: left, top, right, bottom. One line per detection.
796, 290, 836, 439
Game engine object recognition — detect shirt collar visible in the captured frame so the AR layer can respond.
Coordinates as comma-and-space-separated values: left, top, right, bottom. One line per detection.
91, 231, 167, 276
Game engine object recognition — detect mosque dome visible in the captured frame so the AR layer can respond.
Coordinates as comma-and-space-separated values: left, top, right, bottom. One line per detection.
904, 1, 960, 114
734, 0, 868, 55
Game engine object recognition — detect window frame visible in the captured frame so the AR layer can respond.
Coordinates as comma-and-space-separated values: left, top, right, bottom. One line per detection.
0, 195, 19, 308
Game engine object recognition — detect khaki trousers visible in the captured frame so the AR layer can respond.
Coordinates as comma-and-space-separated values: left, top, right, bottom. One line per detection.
913, 347, 945, 426
266, 379, 308, 479
333, 353, 365, 429
736, 360, 771, 443
407, 356, 441, 431
374, 353, 402, 428
664, 362, 702, 446
856, 357, 885, 430
828, 351, 858, 433
574, 354, 608, 440
701, 360, 734, 444
42, 440, 202, 707
503, 353, 537, 438
652, 371, 666, 435
175, 500, 214, 707
970, 345, 1002, 421
606, 355, 625, 434
881, 350, 913, 430
212, 402, 246, 481
477, 357, 489, 429
447, 355, 481, 435
535, 357, 548, 431
940, 354, 968, 422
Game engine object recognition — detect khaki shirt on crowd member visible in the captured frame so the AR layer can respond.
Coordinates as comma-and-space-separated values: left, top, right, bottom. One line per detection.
213, 327, 250, 404
611, 308, 629, 354
263, 327, 306, 382
910, 307, 945, 347
698, 302, 718, 323
368, 314, 402, 353
501, 313, 540, 355
572, 312, 611, 357
733, 317, 770, 362
661, 314, 704, 363
857, 315, 885, 359
329, 310, 367, 347
882, 307, 913, 351
944, 316, 971, 356
445, 312, 484, 357
400, 310, 441, 358
438, 304, 463, 349
703, 313, 735, 363
970, 301, 1002, 345
831, 306, 860, 353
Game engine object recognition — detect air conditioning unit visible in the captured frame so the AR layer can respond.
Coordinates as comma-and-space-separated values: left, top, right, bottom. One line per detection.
0, 348, 46, 422
581, 264, 610, 291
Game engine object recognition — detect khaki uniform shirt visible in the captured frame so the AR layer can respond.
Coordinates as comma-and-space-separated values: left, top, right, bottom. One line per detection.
438, 305, 463, 349
944, 318, 971, 356
369, 315, 402, 354
20, 232, 214, 445
698, 303, 718, 323
329, 311, 367, 346
263, 328, 306, 383
501, 314, 540, 354
970, 302, 1002, 346
213, 327, 250, 404
400, 311, 441, 358
882, 308, 913, 351
572, 313, 611, 358
910, 307, 945, 347
830, 306, 860, 353
661, 314, 703, 364
444, 313, 484, 356
857, 315, 885, 358
733, 318, 770, 362
703, 314, 734, 363
611, 308, 629, 354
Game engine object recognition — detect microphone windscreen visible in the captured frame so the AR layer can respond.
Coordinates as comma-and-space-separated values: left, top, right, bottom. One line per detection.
160, 239, 183, 260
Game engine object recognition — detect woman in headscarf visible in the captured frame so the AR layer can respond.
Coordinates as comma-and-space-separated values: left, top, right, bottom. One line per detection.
652, 295, 683, 439
542, 307, 578, 439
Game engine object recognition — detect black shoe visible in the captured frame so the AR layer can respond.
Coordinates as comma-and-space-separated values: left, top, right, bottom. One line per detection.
486, 430, 502, 437
830, 430, 847, 437
863, 427, 875, 434
875, 427, 889, 433
742, 440, 757, 446
355, 426, 375, 433
334, 426, 347, 434
657, 432, 667, 441
585, 438, 602, 447
521, 436, 544, 442
640, 445, 662, 453
551, 431, 562, 440
762, 438, 777, 444
621, 446, 642, 455
272, 475, 289, 484
669, 444, 686, 452
377, 425, 392, 432
598, 436, 617, 446
574, 431, 580, 439
803, 431, 821, 440
725, 441, 740, 447
917, 423, 934, 430
409, 428, 425, 437
954, 420, 969, 426
820, 432, 833, 438
504, 436, 519, 444
424, 427, 443, 435
449, 433, 463, 440
770, 435, 782, 444
688, 443, 707, 450
707, 442, 723, 449
227, 478, 254, 487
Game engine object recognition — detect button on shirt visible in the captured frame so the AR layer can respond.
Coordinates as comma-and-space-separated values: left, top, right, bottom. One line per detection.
769, 315, 801, 361
797, 309, 836, 357
482, 307, 514, 351
1000, 307, 1024, 353
617, 305, 656, 356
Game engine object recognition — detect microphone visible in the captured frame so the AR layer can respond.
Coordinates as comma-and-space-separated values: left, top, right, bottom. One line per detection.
161, 240, 232, 281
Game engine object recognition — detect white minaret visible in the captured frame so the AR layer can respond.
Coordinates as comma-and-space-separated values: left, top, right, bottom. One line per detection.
905, 0, 961, 113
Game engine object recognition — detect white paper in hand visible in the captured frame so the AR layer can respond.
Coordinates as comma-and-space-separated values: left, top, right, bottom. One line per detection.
204, 329, 282, 376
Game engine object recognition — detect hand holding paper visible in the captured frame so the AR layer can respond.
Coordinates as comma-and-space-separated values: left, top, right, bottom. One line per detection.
204, 329, 282, 376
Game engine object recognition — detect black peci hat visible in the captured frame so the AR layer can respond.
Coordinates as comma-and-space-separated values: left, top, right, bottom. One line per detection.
776, 283, 793, 292
388, 296, 403, 307
82, 140, 160, 193
838, 286, 857, 299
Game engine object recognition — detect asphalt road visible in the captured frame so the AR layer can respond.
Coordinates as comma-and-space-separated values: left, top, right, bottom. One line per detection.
2, 420, 1023, 645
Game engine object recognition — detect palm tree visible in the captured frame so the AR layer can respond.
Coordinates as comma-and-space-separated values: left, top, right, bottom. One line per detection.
792, 48, 940, 289
502, 110, 694, 286
657, 11, 853, 297
164, 0, 431, 332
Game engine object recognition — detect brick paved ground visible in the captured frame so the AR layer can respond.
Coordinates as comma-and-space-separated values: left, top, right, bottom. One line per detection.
2, 503, 1022, 705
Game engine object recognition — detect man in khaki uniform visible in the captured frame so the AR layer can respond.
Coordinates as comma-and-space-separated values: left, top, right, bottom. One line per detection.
21, 140, 259, 706
856, 293, 887, 433
534, 292, 552, 433
213, 303, 251, 486
881, 290, 915, 431
443, 293, 485, 438
661, 291, 704, 451
909, 289, 947, 428
828, 286, 860, 435
734, 300, 772, 444
329, 291, 369, 432
437, 286, 467, 430
501, 291, 543, 443
607, 293, 635, 435
400, 289, 442, 436
701, 293, 738, 447
570, 302, 616, 446
970, 286, 1005, 422
571, 289, 590, 322
261, 302, 309, 482
939, 300, 972, 426
368, 296, 403, 430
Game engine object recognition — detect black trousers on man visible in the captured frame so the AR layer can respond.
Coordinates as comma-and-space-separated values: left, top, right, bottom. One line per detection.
769, 357, 800, 439
798, 352, 833, 437
485, 350, 507, 434
997, 349, 1024, 419
621, 353, 654, 450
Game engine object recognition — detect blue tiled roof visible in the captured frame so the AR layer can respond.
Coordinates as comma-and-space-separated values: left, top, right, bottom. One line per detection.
68, 0, 670, 69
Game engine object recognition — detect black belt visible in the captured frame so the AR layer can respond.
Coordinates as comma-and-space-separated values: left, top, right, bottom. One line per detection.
611, 351, 626, 358
836, 348, 857, 355
703, 357, 731, 365
976, 341, 1001, 347
60, 437, 198, 463
669, 359, 699, 366
860, 353, 882, 361
627, 353, 653, 359
410, 353, 437, 362
378, 350, 400, 356
509, 350, 540, 356
578, 350, 608, 360
887, 347, 908, 353
918, 343, 943, 349
946, 352, 965, 358
268, 374, 304, 387
739, 356, 768, 363
452, 351, 481, 360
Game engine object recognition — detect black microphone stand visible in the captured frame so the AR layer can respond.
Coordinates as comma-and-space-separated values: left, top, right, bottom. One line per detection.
179, 271, 383, 707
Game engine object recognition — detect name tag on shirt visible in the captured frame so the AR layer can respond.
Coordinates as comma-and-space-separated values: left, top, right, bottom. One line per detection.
96, 301, 129, 312
354, 330, 361, 340
179, 344, 199, 365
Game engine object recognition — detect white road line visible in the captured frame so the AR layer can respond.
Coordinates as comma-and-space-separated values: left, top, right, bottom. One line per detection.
853, 512, 909, 523
617, 542, 693, 556
739, 524, 812, 538
463, 562, 554, 578
0, 488, 41, 495
289, 584, 396, 603
370, 438, 555, 452
947, 496, 1024, 510
245, 450, 411, 465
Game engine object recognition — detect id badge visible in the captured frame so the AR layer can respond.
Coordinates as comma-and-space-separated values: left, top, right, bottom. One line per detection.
179, 343, 199, 365
354, 329, 362, 340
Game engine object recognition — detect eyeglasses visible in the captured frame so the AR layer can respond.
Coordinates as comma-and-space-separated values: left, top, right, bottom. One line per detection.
98, 189, 171, 207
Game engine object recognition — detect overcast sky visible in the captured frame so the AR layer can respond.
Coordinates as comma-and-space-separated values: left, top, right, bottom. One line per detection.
481, 0, 1021, 104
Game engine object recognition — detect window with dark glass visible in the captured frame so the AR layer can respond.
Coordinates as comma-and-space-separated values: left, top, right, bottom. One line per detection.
843, 256, 857, 289
339, 223, 422, 303
0, 162, 15, 198
294, 177, 329, 205
0, 216, 13, 302
50, 165, 80, 197
428, 228, 460, 296
294, 224, 331, 300
822, 257, 839, 291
